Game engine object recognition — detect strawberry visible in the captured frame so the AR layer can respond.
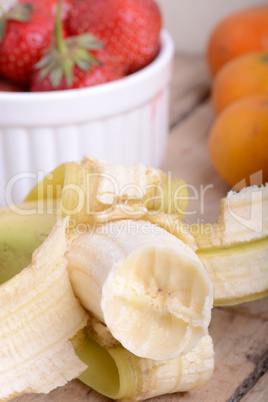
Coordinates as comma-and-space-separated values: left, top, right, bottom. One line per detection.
31, 2, 125, 91
0, 2, 57, 86
68, 0, 162, 74
0, 79, 24, 92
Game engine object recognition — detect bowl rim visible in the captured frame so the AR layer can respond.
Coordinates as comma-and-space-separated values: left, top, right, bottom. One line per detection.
0, 30, 174, 125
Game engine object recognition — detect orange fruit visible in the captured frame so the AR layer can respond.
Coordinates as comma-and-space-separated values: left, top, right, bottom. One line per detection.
212, 52, 268, 115
208, 93, 268, 188
207, 5, 268, 77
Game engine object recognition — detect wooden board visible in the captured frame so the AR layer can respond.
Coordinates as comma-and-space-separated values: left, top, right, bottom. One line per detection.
14, 53, 268, 402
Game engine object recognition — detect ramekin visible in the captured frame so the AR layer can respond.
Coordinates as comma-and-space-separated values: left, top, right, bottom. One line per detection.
0, 30, 174, 206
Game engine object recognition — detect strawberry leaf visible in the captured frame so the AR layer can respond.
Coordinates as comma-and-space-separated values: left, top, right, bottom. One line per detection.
75, 59, 91, 71
69, 34, 104, 50
38, 64, 53, 81
50, 65, 63, 88
63, 59, 74, 87
0, 3, 32, 43
8, 4, 33, 22
35, 53, 54, 69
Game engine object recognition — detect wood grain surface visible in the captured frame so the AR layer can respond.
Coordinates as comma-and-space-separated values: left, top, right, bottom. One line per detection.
13, 54, 268, 402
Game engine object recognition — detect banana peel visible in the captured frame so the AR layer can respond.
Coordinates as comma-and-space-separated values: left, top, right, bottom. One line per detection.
25, 157, 189, 221
0, 201, 57, 285
192, 184, 268, 305
73, 326, 214, 401
0, 217, 88, 400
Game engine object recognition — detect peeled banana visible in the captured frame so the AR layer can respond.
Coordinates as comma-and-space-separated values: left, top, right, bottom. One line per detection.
23, 160, 268, 307
1, 157, 267, 401
0, 204, 214, 401
66, 219, 213, 360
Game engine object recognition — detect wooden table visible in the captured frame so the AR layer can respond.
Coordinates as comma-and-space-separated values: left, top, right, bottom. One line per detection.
15, 54, 268, 402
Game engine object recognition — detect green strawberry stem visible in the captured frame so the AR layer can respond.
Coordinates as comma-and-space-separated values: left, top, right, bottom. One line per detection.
54, 1, 67, 54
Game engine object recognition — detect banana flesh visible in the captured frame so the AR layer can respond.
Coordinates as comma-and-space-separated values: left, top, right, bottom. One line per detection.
143, 210, 197, 250
0, 219, 88, 400
66, 219, 213, 361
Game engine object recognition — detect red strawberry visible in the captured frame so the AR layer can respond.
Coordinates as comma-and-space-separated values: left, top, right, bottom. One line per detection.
68, 0, 162, 74
31, 2, 125, 92
0, 78, 24, 92
0, 3, 57, 86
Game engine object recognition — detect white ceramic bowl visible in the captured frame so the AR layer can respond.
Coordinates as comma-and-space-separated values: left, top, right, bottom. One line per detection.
0, 30, 174, 207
